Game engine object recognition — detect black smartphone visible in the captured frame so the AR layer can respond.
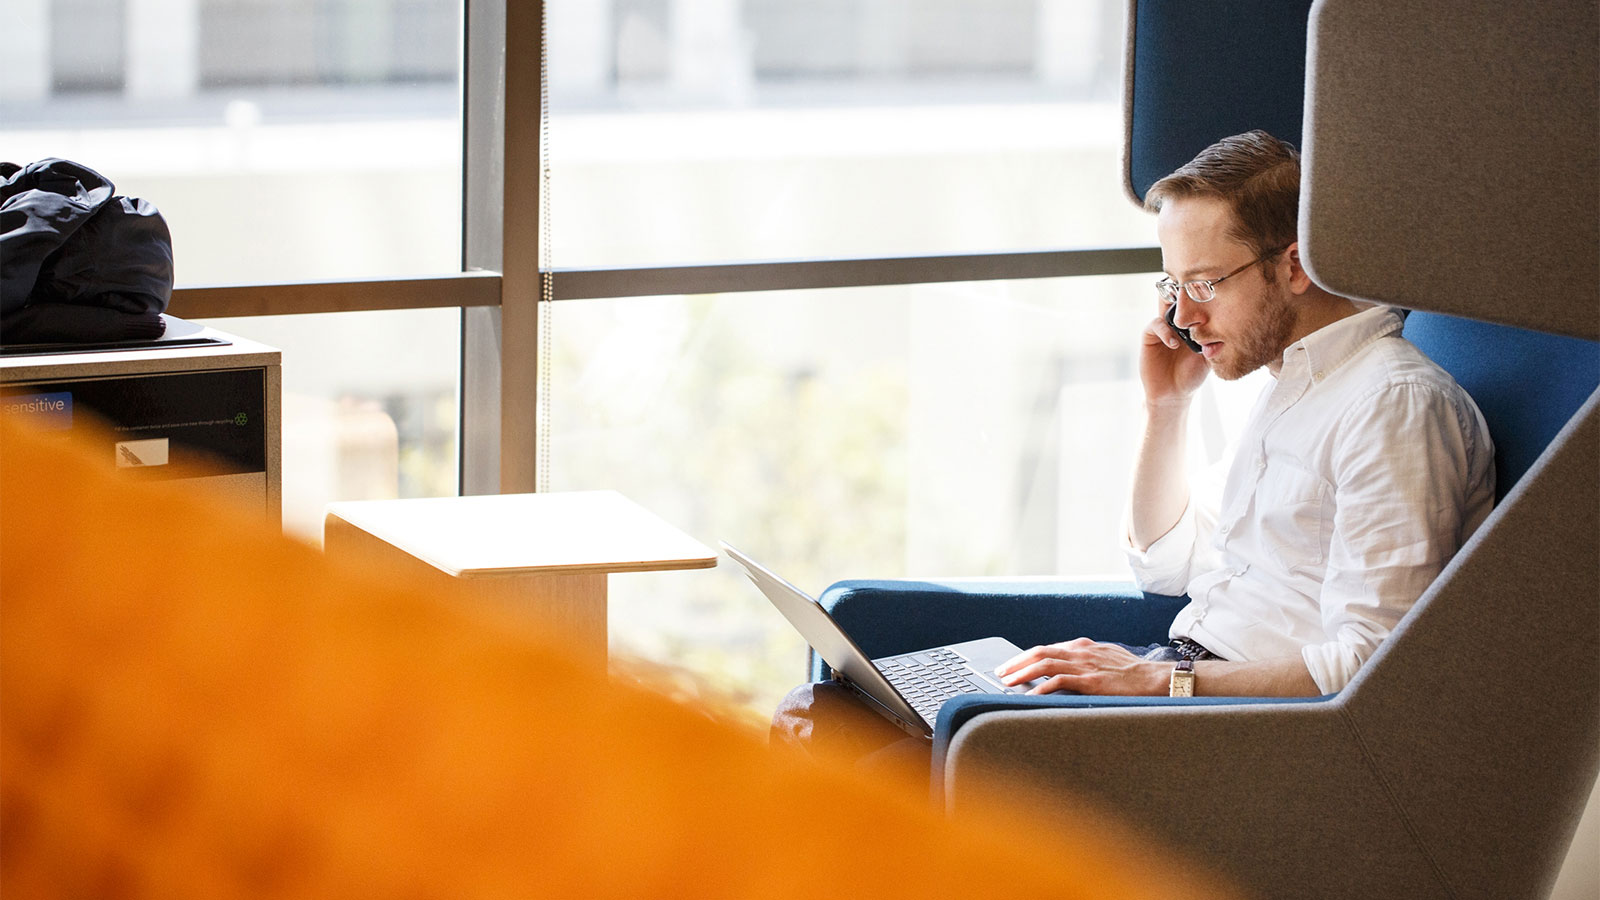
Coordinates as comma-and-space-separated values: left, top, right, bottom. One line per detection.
1164, 303, 1203, 354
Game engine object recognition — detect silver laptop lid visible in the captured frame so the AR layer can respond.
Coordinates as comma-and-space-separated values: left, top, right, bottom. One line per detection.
720, 541, 927, 733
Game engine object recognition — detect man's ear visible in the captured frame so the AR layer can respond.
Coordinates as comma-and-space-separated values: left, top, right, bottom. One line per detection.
1284, 242, 1315, 295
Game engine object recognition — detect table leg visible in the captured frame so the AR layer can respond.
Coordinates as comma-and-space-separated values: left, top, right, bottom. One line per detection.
462, 572, 608, 665
323, 513, 608, 665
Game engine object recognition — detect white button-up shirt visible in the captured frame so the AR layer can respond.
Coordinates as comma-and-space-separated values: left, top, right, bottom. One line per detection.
1125, 305, 1495, 693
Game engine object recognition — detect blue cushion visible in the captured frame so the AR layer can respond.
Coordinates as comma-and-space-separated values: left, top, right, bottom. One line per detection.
1403, 312, 1600, 499
1128, 0, 1316, 201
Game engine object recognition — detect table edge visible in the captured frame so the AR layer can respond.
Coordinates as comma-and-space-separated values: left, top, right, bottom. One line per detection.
449, 555, 721, 578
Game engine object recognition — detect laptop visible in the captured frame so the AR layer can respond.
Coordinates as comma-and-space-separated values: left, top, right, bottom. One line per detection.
721, 541, 1045, 739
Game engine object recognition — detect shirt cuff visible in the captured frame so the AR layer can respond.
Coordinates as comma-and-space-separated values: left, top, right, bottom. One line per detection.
1300, 640, 1367, 694
1121, 502, 1197, 596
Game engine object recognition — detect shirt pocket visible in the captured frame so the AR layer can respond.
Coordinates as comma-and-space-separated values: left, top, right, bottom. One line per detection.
1253, 459, 1332, 572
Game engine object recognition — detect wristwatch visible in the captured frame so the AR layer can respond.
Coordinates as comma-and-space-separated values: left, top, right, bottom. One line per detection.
1169, 659, 1196, 697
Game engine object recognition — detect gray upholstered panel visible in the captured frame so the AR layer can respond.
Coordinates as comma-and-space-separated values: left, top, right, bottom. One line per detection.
1339, 390, 1600, 900
1300, 0, 1600, 339
944, 704, 1451, 900
943, 394, 1600, 898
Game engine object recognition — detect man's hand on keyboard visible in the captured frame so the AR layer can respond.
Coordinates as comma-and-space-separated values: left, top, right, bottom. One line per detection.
993, 639, 1166, 696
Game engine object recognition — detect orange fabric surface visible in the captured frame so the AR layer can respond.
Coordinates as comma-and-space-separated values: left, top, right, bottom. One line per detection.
0, 419, 1237, 899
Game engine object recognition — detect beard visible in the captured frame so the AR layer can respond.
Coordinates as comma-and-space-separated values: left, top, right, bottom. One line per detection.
1208, 278, 1297, 381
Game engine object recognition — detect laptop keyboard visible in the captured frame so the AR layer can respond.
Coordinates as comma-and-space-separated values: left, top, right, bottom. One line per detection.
877, 647, 1007, 724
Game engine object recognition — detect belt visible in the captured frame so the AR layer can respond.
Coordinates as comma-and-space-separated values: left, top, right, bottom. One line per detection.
1169, 637, 1221, 661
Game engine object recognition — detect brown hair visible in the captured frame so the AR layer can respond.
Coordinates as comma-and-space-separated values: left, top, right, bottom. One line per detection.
1144, 130, 1300, 272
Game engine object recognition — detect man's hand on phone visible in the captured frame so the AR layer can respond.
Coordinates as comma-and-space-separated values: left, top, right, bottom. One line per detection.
1140, 301, 1210, 409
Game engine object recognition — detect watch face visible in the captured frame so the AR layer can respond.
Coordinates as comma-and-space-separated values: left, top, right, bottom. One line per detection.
1169, 667, 1195, 698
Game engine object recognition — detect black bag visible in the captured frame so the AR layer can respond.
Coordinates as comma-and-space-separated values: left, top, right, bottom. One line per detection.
1, 158, 174, 345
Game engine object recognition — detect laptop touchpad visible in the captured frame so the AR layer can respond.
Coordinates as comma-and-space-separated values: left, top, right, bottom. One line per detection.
949, 637, 1049, 693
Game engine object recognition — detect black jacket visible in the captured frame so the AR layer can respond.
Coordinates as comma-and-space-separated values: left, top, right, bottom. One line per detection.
1, 158, 173, 344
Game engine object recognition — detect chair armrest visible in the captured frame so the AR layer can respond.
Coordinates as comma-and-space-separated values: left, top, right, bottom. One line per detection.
810, 578, 1189, 682
930, 692, 1339, 804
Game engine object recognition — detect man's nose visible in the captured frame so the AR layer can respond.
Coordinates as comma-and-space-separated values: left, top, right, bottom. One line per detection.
1172, 294, 1206, 329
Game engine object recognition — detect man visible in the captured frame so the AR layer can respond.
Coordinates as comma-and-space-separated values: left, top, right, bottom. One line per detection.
990, 130, 1494, 699
772, 131, 1493, 758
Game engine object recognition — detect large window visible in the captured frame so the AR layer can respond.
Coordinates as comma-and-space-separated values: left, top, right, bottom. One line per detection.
547, 0, 1145, 268
4, 1, 1221, 714
551, 277, 1267, 712
535, 1, 1194, 710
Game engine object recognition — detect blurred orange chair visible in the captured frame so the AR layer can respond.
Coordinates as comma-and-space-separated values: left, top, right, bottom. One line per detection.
0, 418, 1234, 900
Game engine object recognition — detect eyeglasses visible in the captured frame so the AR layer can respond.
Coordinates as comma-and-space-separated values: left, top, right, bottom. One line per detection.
1156, 246, 1289, 305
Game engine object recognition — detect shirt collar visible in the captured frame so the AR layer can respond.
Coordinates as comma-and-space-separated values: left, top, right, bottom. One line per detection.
1279, 304, 1404, 383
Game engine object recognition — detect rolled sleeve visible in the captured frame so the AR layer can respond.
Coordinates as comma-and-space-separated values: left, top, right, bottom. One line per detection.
1301, 635, 1374, 694
1121, 453, 1228, 597
1122, 501, 1199, 596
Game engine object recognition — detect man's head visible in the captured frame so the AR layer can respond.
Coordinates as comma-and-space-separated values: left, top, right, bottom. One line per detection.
1146, 131, 1347, 380
1144, 130, 1300, 270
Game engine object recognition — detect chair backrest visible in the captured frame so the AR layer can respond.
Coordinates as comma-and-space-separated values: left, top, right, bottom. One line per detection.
1299, 1, 1598, 896
1300, 0, 1599, 341
1124, 0, 1314, 204
1125, 0, 1599, 895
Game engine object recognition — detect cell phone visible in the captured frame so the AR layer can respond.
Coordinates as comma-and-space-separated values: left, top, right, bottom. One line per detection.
1164, 303, 1203, 354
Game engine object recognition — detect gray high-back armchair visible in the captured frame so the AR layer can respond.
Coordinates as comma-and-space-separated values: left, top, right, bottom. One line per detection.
810, 1, 1599, 897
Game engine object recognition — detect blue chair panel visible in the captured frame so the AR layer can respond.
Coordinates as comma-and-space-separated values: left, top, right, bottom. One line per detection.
1403, 311, 1600, 499
809, 580, 1188, 683
1127, 0, 1315, 201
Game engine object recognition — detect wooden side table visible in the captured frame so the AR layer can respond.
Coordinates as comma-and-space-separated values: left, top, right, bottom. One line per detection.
324, 491, 717, 663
